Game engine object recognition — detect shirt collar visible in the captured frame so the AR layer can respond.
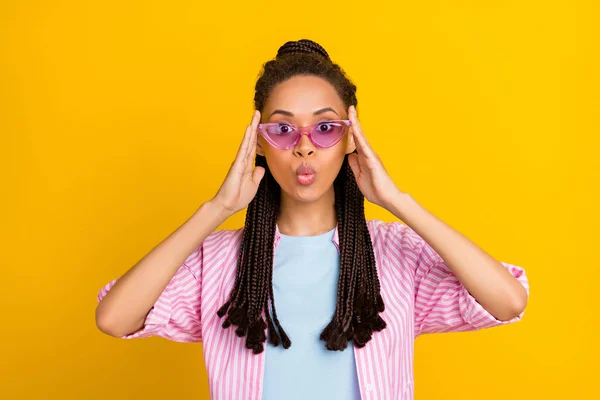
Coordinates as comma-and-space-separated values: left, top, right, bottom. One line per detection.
274, 223, 340, 251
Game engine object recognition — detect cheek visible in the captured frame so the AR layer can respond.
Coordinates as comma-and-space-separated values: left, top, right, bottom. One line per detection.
326, 156, 346, 180
331, 138, 350, 161
313, 153, 346, 186
261, 146, 279, 164
263, 151, 289, 181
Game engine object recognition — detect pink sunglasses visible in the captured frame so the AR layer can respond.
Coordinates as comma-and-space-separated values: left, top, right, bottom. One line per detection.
257, 120, 352, 150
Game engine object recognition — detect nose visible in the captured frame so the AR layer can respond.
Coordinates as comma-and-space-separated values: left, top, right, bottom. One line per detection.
293, 130, 315, 157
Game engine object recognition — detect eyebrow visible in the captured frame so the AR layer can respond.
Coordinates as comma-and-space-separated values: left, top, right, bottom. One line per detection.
268, 107, 339, 118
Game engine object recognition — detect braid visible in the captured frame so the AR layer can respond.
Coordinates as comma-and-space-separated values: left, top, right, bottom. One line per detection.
277, 39, 330, 60
217, 155, 286, 354
217, 39, 386, 354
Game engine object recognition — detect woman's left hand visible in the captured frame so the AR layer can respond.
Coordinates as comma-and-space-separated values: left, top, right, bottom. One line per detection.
347, 105, 405, 210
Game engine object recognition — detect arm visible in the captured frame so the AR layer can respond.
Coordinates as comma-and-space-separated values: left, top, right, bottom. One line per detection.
95, 200, 228, 338
344, 105, 529, 336
387, 192, 528, 323
96, 109, 265, 339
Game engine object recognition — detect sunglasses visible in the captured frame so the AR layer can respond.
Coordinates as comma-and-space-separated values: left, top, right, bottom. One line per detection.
257, 120, 352, 150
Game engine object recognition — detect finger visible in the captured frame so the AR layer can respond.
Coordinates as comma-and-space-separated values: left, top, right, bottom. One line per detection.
348, 106, 376, 158
245, 110, 261, 163
348, 106, 372, 153
232, 112, 258, 171
235, 124, 252, 165
244, 111, 260, 156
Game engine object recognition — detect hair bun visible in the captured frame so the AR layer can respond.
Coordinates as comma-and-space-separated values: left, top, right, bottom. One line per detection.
276, 39, 330, 60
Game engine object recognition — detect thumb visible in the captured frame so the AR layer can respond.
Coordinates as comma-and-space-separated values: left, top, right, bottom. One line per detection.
252, 166, 266, 185
347, 154, 361, 180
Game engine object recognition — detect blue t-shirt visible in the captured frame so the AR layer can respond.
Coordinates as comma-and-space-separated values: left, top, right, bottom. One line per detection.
261, 226, 361, 400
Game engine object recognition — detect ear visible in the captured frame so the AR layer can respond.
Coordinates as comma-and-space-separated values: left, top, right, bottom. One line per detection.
256, 135, 265, 156
345, 127, 356, 155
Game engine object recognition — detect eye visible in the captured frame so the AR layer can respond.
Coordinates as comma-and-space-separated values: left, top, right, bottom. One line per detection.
275, 123, 295, 134
265, 122, 297, 136
317, 122, 337, 133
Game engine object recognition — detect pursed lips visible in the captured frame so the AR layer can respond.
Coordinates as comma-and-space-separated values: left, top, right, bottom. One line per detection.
296, 165, 316, 175
295, 164, 317, 185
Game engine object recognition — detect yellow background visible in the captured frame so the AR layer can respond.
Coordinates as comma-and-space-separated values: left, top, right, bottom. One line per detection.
1, 0, 598, 399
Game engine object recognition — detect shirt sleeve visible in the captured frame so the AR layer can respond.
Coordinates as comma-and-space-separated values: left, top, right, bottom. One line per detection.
409, 226, 530, 338
97, 242, 204, 342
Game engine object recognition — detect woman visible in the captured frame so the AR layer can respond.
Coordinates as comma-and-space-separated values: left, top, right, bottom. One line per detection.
96, 39, 530, 400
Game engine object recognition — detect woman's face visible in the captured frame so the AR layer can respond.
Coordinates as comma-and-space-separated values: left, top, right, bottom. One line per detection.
257, 75, 356, 203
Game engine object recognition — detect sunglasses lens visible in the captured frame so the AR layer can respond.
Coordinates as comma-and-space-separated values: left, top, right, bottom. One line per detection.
312, 122, 347, 147
261, 125, 299, 149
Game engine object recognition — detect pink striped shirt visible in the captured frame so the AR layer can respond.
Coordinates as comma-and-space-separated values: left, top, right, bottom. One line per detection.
97, 219, 529, 399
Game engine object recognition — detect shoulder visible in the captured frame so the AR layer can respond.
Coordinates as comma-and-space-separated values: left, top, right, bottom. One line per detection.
366, 218, 428, 259
188, 226, 244, 277
366, 219, 418, 246
202, 226, 245, 252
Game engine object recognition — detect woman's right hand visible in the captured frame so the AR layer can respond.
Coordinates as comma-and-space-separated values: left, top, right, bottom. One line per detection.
210, 110, 266, 217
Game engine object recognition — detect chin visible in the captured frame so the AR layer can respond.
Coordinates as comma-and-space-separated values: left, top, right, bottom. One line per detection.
289, 190, 319, 203
290, 184, 333, 203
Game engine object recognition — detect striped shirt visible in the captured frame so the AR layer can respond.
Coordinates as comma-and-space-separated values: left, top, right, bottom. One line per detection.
97, 219, 530, 400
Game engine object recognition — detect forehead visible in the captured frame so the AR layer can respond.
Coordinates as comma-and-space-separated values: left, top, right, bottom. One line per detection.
263, 75, 345, 117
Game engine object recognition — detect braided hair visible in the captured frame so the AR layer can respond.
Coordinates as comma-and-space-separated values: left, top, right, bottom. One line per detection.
217, 39, 386, 354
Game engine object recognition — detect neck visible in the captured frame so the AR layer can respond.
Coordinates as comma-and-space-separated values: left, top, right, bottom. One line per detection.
276, 186, 337, 236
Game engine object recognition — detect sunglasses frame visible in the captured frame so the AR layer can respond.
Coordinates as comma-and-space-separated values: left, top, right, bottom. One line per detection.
257, 119, 352, 150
